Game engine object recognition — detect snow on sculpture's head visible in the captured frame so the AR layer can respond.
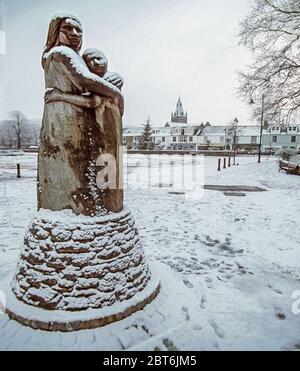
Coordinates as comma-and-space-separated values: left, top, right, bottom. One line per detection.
83, 49, 108, 77
43, 13, 83, 59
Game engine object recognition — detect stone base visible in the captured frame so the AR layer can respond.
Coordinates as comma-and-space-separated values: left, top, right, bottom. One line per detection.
4, 263, 160, 332
10, 208, 159, 321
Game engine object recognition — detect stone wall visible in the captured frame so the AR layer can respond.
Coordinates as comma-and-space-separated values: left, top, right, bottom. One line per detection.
12, 209, 152, 312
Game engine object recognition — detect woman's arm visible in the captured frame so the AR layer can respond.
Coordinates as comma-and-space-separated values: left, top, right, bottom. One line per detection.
45, 88, 103, 109
49, 48, 124, 115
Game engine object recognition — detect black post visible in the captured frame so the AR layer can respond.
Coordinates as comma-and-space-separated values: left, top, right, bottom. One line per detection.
17, 164, 21, 178
258, 95, 265, 164
218, 159, 221, 172
228, 157, 231, 167
223, 158, 227, 169
233, 119, 238, 166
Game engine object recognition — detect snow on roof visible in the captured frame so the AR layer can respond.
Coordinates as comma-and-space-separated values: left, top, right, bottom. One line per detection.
166, 122, 193, 128
202, 125, 261, 136
151, 128, 172, 137
236, 126, 261, 136
201, 126, 228, 135
123, 127, 144, 136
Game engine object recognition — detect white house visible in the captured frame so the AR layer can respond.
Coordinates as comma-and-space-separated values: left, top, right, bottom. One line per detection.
199, 125, 227, 150
122, 127, 144, 149
151, 127, 172, 148
235, 126, 261, 150
262, 124, 300, 152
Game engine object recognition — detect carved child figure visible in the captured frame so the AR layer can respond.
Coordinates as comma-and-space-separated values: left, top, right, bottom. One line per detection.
45, 48, 124, 213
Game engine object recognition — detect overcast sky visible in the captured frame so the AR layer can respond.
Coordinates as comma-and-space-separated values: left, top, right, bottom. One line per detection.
0, 0, 254, 127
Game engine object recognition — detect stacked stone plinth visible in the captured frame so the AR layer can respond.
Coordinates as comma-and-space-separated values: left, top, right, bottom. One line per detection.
12, 209, 154, 312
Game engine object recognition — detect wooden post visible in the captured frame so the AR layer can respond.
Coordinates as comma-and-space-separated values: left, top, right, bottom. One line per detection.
17, 164, 21, 178
223, 158, 227, 169
218, 159, 221, 172
159, 160, 163, 188
228, 157, 231, 167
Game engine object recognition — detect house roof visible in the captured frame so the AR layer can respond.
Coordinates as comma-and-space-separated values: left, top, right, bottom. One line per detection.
201, 126, 228, 135
236, 126, 261, 136
201, 125, 261, 136
123, 127, 144, 136
151, 128, 172, 137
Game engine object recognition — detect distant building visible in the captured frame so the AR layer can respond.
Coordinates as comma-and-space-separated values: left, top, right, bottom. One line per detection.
122, 98, 300, 153
235, 126, 261, 151
262, 124, 300, 152
171, 97, 188, 124
200, 125, 227, 150
122, 127, 144, 149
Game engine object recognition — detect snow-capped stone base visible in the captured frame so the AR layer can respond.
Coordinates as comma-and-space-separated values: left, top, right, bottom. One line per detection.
5, 263, 160, 332
10, 208, 159, 324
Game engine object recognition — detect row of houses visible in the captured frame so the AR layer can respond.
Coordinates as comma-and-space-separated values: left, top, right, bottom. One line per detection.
123, 123, 300, 152
123, 98, 300, 152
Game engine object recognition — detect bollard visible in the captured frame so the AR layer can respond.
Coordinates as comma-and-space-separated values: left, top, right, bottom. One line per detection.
223, 158, 227, 169
17, 163, 21, 178
159, 160, 163, 189
228, 157, 231, 167
218, 159, 221, 172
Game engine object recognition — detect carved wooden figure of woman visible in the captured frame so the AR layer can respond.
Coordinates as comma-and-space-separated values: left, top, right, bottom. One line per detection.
39, 14, 124, 216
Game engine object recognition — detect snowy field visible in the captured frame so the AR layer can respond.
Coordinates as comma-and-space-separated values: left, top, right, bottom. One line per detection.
0, 153, 300, 351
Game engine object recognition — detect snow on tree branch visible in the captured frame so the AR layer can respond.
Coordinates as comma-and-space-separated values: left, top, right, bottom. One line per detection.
238, 0, 300, 123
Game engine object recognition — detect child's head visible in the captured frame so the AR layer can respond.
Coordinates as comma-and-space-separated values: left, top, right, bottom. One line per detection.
83, 48, 108, 77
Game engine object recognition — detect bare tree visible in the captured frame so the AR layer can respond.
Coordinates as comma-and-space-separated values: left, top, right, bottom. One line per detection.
0, 120, 14, 148
5, 124, 15, 148
8, 111, 28, 149
238, 0, 300, 123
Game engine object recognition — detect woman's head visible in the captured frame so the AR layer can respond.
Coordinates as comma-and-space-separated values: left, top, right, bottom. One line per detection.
43, 13, 83, 56
83, 49, 108, 77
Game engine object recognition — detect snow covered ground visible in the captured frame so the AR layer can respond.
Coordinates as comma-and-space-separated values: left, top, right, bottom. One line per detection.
0, 153, 299, 351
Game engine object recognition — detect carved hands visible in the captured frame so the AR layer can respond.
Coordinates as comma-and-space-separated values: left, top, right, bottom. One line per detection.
104, 72, 124, 90
44, 88, 65, 103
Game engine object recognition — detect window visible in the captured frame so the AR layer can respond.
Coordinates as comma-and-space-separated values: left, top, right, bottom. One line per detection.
293, 127, 297, 131
189, 136, 193, 142
173, 137, 177, 142
272, 136, 277, 143
291, 136, 296, 143
251, 136, 258, 144
162, 137, 165, 142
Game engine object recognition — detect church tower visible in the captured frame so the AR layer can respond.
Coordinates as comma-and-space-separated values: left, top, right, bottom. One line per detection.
171, 97, 188, 124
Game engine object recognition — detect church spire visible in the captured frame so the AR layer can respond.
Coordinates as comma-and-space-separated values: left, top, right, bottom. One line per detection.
175, 97, 185, 116
171, 97, 188, 123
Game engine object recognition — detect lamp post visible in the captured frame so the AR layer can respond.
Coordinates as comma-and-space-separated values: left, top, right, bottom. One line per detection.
250, 95, 265, 164
233, 117, 239, 166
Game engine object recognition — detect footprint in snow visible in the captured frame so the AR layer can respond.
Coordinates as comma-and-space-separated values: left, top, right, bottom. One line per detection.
200, 295, 207, 309
267, 285, 283, 295
182, 306, 190, 322
208, 319, 225, 339
183, 279, 193, 289
275, 307, 286, 321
